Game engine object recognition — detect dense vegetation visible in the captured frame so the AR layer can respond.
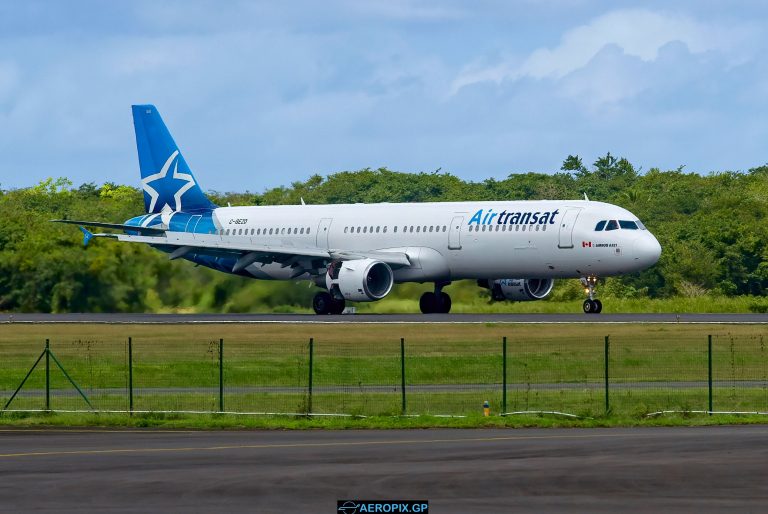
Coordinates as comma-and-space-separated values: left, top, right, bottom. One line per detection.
1, 153, 767, 313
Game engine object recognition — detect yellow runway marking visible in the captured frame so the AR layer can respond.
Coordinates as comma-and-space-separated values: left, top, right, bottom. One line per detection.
0, 432, 646, 459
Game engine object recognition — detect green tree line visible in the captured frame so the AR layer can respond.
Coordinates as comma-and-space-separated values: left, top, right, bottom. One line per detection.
1, 153, 767, 312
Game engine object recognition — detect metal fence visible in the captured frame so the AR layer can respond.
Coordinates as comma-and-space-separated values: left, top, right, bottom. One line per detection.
2, 334, 768, 417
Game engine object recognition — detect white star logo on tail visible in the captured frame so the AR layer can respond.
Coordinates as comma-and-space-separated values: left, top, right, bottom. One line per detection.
141, 150, 197, 212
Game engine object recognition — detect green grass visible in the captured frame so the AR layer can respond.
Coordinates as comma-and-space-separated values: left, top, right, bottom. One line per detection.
1, 323, 768, 427
1, 411, 768, 430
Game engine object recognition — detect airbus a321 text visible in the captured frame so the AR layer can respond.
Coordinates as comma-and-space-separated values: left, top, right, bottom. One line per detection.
54, 105, 661, 315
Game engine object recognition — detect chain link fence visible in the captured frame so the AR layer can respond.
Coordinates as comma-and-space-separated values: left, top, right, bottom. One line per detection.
2, 334, 767, 417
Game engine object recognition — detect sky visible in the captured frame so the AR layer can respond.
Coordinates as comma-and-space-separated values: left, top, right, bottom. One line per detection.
1, 0, 768, 192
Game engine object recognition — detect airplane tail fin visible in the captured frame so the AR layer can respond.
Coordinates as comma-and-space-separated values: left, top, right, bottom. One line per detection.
132, 105, 216, 214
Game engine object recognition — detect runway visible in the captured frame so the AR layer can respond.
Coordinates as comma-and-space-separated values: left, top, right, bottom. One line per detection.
3, 312, 768, 323
0, 426, 766, 513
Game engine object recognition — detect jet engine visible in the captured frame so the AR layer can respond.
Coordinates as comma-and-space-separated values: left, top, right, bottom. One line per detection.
479, 278, 555, 301
325, 259, 394, 302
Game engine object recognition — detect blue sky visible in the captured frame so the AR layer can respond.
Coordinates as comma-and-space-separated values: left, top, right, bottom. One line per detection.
1, 1, 767, 192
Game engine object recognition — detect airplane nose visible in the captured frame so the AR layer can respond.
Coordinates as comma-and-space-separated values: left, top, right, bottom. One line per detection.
633, 235, 662, 267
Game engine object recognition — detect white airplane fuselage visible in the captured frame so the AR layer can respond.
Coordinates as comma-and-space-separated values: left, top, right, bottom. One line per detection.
173, 199, 660, 282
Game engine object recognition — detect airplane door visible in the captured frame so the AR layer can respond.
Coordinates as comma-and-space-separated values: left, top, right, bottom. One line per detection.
557, 208, 582, 249
448, 216, 464, 250
316, 218, 333, 249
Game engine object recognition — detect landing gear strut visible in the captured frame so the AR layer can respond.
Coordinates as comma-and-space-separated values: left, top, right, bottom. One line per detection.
312, 291, 346, 315
419, 282, 452, 314
581, 276, 602, 314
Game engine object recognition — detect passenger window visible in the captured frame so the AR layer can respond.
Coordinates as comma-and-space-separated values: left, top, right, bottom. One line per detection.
595, 220, 606, 231
619, 220, 638, 230
393, 226, 397, 233
344, 227, 348, 233
383, 226, 387, 233
535, 225, 539, 231
428, 226, 433, 233
605, 220, 619, 231
268, 228, 273, 235
376, 226, 380, 233
363, 226, 367, 233
542, 225, 547, 232
522, 225, 526, 232
416, 226, 421, 233
300, 227, 304, 234
307, 228, 310, 234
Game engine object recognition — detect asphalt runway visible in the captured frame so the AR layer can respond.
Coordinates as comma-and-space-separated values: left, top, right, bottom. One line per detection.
0, 426, 766, 513
4, 312, 768, 323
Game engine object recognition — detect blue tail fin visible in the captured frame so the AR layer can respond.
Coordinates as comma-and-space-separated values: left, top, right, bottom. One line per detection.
132, 105, 216, 213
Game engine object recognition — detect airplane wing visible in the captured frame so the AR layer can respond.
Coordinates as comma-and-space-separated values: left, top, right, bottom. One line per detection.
55, 221, 411, 271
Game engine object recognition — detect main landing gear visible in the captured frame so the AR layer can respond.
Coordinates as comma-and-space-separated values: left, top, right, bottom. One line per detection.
581, 276, 602, 314
420, 282, 452, 314
312, 291, 346, 315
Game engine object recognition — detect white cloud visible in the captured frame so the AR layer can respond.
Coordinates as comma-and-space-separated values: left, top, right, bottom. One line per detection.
450, 9, 738, 95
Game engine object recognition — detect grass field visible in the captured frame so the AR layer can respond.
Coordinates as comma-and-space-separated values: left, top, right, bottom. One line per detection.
1, 323, 768, 427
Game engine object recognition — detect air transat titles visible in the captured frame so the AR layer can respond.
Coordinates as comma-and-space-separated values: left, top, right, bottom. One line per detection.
468, 208, 560, 226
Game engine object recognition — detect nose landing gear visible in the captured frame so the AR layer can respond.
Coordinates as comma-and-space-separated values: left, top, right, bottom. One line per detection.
581, 276, 602, 314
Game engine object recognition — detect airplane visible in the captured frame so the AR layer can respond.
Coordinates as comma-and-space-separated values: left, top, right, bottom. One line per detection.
53, 105, 661, 315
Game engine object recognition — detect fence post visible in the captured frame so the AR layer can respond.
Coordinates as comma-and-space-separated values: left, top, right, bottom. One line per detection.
219, 338, 224, 413
45, 339, 50, 412
308, 338, 314, 415
604, 335, 610, 415
502, 336, 507, 415
128, 337, 133, 416
708, 334, 713, 415
400, 338, 406, 415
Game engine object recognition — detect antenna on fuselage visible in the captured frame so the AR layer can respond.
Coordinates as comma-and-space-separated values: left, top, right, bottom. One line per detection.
583, 192, 590, 201
301, 197, 306, 205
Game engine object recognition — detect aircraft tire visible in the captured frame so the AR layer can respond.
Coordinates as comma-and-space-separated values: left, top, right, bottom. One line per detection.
420, 292, 437, 314
593, 299, 603, 313
330, 297, 346, 315
583, 299, 596, 314
439, 292, 452, 313
313, 292, 334, 315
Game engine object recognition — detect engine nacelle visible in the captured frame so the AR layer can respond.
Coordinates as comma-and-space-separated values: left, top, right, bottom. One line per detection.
326, 259, 394, 302
480, 278, 555, 302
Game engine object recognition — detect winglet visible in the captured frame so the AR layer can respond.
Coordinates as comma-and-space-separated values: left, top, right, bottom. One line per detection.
79, 226, 94, 247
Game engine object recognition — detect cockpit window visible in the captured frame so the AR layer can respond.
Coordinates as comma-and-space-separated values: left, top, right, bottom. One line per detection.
636, 219, 647, 230
619, 220, 638, 230
605, 220, 619, 231
594, 220, 607, 231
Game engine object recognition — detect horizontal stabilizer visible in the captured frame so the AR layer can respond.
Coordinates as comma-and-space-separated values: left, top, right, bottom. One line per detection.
51, 219, 166, 236
79, 226, 94, 247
